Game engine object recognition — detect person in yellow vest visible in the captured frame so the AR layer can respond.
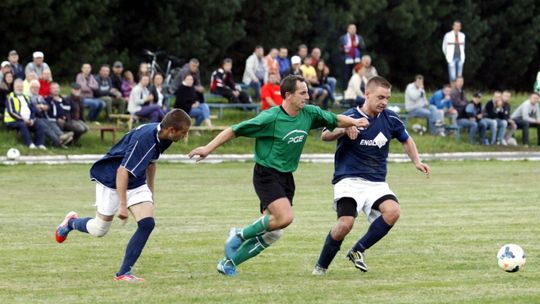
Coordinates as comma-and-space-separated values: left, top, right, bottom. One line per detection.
4, 79, 46, 149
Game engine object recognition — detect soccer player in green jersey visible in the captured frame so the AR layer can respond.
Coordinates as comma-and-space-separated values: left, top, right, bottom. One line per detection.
189, 75, 369, 276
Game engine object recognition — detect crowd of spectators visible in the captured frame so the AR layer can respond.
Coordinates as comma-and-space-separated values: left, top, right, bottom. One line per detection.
2, 21, 539, 149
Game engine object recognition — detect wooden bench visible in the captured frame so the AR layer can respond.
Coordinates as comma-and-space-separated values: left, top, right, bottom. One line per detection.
91, 126, 120, 143
109, 114, 135, 130
208, 103, 260, 119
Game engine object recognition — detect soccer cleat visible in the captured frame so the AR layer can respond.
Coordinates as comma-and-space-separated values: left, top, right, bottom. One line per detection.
347, 249, 368, 272
114, 272, 145, 282
224, 227, 243, 259
55, 211, 79, 243
311, 265, 327, 276
217, 258, 237, 276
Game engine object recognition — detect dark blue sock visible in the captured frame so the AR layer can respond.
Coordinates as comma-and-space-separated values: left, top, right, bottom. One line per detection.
69, 217, 92, 234
352, 216, 393, 252
316, 232, 343, 269
116, 217, 155, 276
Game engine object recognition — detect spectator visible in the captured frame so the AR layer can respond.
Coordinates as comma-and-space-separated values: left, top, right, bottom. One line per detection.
260, 73, 283, 110
315, 58, 337, 104
111, 61, 124, 95
340, 24, 365, 91
430, 84, 458, 126
484, 91, 510, 145
277, 47, 291, 79
76, 63, 106, 123
442, 20, 465, 82
300, 55, 329, 108
46, 82, 76, 147
0, 61, 12, 83
25, 51, 50, 78
343, 63, 367, 108
285, 55, 303, 77
0, 72, 14, 117
137, 62, 150, 82
8, 50, 25, 80
465, 92, 494, 145
38, 68, 53, 98
450, 76, 467, 117
456, 92, 479, 144
266, 48, 280, 77
174, 74, 212, 127
171, 58, 205, 103
361, 55, 378, 79
29, 80, 73, 148
23, 71, 37, 95
501, 90, 518, 145
310, 47, 322, 68
128, 74, 165, 123
405, 75, 444, 135
297, 44, 308, 61
242, 46, 267, 101
4, 79, 46, 149
121, 70, 136, 99
61, 83, 89, 145
210, 58, 251, 104
510, 92, 540, 146
94, 64, 126, 118
148, 72, 168, 110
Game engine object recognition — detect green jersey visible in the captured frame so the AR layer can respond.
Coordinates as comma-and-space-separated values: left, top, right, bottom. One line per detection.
232, 105, 337, 172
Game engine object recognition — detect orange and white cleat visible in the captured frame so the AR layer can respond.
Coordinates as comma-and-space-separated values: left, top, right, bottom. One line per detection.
55, 211, 79, 243
114, 272, 145, 282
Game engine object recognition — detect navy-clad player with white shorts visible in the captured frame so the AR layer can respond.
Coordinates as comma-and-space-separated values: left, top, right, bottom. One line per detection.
313, 76, 431, 275
54, 109, 191, 282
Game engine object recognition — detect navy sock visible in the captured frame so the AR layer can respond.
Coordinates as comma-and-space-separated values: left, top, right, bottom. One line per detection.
69, 217, 92, 234
116, 217, 155, 276
316, 232, 343, 269
353, 216, 393, 252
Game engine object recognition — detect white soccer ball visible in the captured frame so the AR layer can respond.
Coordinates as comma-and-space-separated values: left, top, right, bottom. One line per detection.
497, 244, 526, 272
6, 148, 21, 160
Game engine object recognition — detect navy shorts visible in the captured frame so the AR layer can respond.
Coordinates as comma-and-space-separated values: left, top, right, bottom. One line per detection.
252, 163, 295, 213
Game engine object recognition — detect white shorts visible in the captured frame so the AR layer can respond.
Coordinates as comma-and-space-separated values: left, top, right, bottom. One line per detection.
95, 182, 153, 216
333, 177, 397, 223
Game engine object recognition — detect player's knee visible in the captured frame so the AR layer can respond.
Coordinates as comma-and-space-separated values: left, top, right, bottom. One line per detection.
383, 204, 400, 225
87, 217, 112, 237
137, 217, 155, 233
273, 212, 294, 229
335, 217, 354, 238
261, 229, 284, 246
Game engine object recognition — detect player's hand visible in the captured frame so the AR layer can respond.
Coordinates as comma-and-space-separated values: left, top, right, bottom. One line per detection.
353, 117, 369, 128
345, 126, 359, 140
188, 146, 210, 162
117, 205, 129, 224
415, 162, 431, 177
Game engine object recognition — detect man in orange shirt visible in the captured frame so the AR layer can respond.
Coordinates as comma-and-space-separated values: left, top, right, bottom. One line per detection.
261, 73, 283, 110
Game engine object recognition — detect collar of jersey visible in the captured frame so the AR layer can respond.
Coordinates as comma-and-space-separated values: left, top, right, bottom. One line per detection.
155, 124, 161, 143
356, 106, 380, 119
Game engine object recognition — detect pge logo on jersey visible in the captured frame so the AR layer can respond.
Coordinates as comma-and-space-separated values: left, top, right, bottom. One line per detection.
282, 130, 308, 144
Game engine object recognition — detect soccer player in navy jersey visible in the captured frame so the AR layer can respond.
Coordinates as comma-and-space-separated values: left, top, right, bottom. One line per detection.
54, 109, 191, 282
312, 76, 431, 275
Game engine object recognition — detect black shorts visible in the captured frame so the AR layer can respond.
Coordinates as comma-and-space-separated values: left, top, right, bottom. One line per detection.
253, 163, 295, 213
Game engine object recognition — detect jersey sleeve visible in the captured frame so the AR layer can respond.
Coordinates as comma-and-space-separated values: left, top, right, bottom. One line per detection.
120, 135, 156, 177
309, 105, 338, 130
389, 113, 409, 142
231, 110, 276, 138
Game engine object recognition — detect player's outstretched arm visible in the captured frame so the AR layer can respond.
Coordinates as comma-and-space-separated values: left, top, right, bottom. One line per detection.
188, 127, 236, 162
336, 114, 369, 129
321, 127, 360, 141
401, 137, 431, 177
116, 166, 130, 223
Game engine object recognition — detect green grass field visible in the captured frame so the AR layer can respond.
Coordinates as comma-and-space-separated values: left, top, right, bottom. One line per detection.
1, 161, 539, 303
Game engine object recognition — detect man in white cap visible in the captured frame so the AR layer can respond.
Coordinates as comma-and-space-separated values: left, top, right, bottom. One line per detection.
0, 61, 12, 83
25, 51, 50, 78
8, 50, 25, 80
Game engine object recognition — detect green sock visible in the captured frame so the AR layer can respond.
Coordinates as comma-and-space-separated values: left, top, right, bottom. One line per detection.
240, 215, 270, 240
232, 235, 269, 266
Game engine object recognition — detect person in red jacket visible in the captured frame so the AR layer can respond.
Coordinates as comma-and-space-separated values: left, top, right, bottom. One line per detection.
38, 68, 52, 98
260, 73, 283, 110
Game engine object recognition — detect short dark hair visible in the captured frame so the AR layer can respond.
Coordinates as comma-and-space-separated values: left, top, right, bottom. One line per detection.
366, 76, 392, 92
443, 84, 451, 89
223, 58, 233, 65
100, 64, 110, 69
415, 74, 424, 80
255, 45, 263, 50
160, 109, 192, 130
298, 44, 307, 50
189, 58, 199, 65
280, 75, 305, 98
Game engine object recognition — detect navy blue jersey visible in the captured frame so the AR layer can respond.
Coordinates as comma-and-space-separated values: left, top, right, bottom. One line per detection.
332, 107, 409, 184
90, 123, 172, 189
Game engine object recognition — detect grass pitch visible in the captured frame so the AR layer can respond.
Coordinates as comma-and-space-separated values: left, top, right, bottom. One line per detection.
0, 161, 539, 303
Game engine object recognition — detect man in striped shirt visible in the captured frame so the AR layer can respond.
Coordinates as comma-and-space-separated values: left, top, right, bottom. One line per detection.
54, 109, 191, 282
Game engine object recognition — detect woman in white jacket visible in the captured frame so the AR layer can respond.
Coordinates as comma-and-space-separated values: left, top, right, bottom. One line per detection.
343, 63, 368, 108
442, 21, 465, 82
128, 75, 165, 122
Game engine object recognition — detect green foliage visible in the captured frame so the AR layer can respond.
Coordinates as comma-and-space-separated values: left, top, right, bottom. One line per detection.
1, 0, 540, 90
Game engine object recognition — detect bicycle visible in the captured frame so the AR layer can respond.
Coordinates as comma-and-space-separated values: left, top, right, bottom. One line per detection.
143, 49, 184, 93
